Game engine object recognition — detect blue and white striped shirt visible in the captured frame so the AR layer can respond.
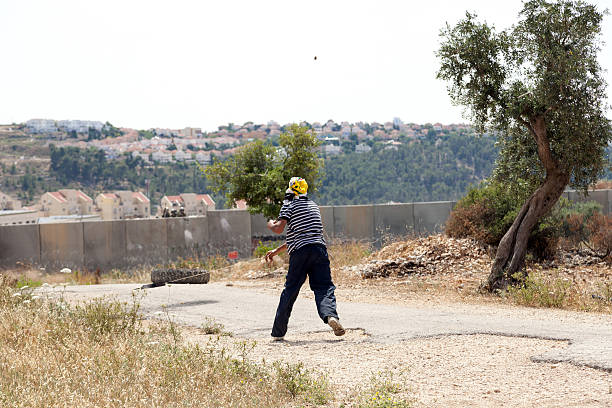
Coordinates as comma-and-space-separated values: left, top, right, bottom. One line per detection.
278, 196, 326, 254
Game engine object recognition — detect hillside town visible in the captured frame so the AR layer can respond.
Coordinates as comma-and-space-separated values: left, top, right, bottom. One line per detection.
20, 118, 472, 162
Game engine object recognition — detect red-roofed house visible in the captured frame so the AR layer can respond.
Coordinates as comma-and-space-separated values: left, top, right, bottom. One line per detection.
233, 199, 248, 210
95, 191, 150, 220
159, 193, 215, 216
40, 189, 94, 216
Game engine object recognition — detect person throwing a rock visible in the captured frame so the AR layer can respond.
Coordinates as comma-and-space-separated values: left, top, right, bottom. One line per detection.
265, 177, 345, 340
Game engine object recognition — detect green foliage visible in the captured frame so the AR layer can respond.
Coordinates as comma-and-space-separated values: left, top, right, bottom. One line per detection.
317, 130, 497, 205
447, 179, 608, 260
206, 124, 322, 218
201, 317, 231, 336
273, 362, 330, 404
69, 296, 142, 339
437, 0, 612, 192
508, 272, 571, 308
138, 129, 155, 139
358, 371, 412, 408
446, 179, 532, 245
14, 277, 42, 289
253, 240, 283, 258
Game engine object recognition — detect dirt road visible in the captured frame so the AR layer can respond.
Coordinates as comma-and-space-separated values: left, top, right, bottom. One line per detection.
40, 282, 612, 407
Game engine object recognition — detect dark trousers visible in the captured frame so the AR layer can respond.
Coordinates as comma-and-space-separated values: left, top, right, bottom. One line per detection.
271, 244, 339, 337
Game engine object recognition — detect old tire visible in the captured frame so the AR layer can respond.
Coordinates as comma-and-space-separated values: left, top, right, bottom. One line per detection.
151, 268, 210, 285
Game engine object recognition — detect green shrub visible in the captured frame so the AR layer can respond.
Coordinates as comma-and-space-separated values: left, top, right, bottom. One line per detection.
358, 371, 412, 408
253, 240, 283, 258
446, 180, 533, 245
508, 273, 571, 308
446, 180, 607, 261
273, 361, 331, 405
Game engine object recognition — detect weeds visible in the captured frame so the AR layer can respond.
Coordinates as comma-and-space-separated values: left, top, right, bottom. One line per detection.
507, 272, 571, 308
0, 277, 330, 407
201, 316, 233, 336
273, 361, 331, 405
357, 371, 412, 408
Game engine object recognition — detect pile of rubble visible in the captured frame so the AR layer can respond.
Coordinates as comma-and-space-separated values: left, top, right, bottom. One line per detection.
551, 249, 609, 268
342, 235, 490, 279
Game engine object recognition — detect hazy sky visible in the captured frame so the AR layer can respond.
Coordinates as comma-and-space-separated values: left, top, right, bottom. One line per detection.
1, 0, 611, 131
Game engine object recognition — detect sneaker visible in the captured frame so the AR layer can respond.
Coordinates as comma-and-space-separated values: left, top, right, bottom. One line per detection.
327, 317, 345, 336
271, 336, 285, 341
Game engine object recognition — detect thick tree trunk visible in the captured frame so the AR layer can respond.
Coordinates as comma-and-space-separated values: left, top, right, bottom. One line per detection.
486, 115, 570, 291
486, 170, 569, 290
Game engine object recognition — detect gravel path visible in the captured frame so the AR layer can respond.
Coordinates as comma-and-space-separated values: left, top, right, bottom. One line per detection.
41, 282, 612, 407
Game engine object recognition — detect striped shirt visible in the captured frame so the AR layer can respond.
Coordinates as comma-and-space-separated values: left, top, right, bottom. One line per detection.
278, 196, 326, 254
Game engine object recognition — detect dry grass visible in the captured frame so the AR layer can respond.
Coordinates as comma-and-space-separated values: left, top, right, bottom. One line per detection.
1, 265, 151, 287
505, 264, 612, 312
328, 241, 372, 285
0, 276, 331, 408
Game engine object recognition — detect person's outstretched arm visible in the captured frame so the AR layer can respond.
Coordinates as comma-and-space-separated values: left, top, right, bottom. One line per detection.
265, 243, 287, 263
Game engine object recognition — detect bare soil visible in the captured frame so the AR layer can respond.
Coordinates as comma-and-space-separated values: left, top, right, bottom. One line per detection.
177, 236, 612, 407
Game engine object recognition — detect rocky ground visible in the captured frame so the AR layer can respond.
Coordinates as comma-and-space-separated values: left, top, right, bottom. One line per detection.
193, 235, 612, 407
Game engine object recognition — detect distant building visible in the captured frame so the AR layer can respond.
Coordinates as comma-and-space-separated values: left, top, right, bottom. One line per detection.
0, 191, 21, 210
26, 119, 57, 134
152, 150, 173, 163
182, 127, 202, 138
174, 150, 190, 161
131, 151, 151, 163
355, 143, 372, 154
233, 199, 248, 210
95, 191, 150, 220
57, 120, 104, 133
323, 144, 342, 156
160, 193, 215, 216
195, 152, 211, 164
0, 209, 40, 226
40, 189, 94, 216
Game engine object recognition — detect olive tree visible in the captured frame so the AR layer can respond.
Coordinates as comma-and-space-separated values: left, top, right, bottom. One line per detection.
205, 124, 323, 219
437, 0, 611, 290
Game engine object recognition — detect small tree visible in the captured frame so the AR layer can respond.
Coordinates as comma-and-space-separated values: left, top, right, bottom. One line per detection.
437, 0, 611, 290
206, 124, 323, 219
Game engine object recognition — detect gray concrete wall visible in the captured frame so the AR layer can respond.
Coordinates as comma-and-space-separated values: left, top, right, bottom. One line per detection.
207, 210, 252, 257
1, 189, 610, 271
40, 222, 84, 270
333, 205, 374, 241
250, 213, 273, 238
167, 216, 209, 260
567, 190, 610, 215
0, 224, 40, 267
126, 218, 168, 266
319, 206, 334, 242
84, 220, 126, 271
374, 203, 415, 244
413, 201, 455, 235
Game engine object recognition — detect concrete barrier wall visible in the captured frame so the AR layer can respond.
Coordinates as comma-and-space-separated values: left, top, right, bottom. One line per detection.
125, 218, 168, 266
40, 222, 83, 269
333, 205, 374, 241
84, 220, 126, 271
374, 203, 414, 243
0, 224, 40, 267
1, 189, 609, 270
207, 210, 252, 257
413, 201, 456, 235
567, 190, 610, 215
167, 216, 209, 260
